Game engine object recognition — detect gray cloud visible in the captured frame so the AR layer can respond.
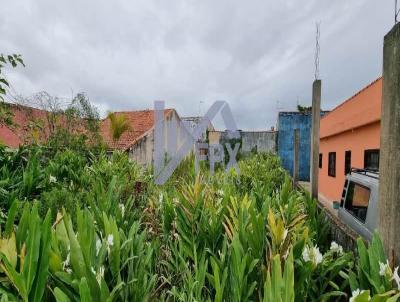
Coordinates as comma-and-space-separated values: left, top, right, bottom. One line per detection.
0, 0, 393, 129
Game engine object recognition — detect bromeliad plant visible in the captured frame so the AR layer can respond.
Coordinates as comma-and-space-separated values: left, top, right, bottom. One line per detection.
151, 159, 356, 301
0, 146, 397, 301
50, 209, 157, 302
0, 202, 51, 302
345, 234, 400, 301
295, 241, 353, 301
49, 209, 123, 302
262, 251, 295, 302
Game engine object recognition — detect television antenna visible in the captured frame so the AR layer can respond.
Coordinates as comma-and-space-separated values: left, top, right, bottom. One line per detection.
396, 0, 400, 24
198, 100, 204, 116
276, 100, 283, 111
314, 22, 321, 80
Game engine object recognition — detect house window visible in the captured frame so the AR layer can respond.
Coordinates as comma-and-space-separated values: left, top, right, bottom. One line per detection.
344, 181, 371, 223
328, 152, 336, 177
344, 151, 351, 175
364, 149, 379, 170
319, 153, 322, 168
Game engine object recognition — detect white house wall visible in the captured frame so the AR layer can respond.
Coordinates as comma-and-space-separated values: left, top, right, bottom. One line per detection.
129, 110, 188, 166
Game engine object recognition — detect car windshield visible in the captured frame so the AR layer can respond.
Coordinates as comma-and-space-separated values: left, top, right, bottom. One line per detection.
344, 181, 371, 223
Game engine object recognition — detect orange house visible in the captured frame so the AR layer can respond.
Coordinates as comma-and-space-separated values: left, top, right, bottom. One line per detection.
319, 77, 382, 202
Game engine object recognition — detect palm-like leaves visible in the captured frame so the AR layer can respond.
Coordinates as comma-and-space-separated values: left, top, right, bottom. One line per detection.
107, 112, 131, 142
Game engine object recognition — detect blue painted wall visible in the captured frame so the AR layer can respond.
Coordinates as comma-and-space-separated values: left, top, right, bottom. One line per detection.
277, 112, 327, 181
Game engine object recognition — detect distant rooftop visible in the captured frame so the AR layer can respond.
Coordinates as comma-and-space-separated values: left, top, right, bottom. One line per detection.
100, 109, 174, 150
278, 110, 330, 116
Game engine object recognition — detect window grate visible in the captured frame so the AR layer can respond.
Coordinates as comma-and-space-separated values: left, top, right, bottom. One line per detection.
345, 150, 351, 175
328, 152, 336, 177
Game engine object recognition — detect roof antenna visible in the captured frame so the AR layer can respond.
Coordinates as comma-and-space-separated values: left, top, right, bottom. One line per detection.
276, 100, 284, 111
198, 100, 204, 116
314, 22, 321, 80
396, 0, 400, 24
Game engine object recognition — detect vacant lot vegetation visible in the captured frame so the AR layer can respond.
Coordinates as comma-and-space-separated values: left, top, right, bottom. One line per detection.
0, 146, 398, 301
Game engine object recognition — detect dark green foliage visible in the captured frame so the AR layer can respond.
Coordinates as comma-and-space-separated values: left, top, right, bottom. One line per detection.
0, 146, 397, 301
0, 54, 24, 127
297, 104, 312, 113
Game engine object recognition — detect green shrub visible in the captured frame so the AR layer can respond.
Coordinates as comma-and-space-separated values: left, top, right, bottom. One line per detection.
0, 146, 398, 301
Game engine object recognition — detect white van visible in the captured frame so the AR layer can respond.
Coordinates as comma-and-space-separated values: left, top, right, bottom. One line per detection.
337, 168, 379, 242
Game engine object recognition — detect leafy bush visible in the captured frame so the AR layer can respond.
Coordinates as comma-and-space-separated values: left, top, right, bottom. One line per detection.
0, 146, 398, 301
0, 202, 51, 302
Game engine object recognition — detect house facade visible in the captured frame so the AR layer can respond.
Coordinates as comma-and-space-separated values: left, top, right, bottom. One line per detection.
100, 109, 188, 165
318, 77, 382, 202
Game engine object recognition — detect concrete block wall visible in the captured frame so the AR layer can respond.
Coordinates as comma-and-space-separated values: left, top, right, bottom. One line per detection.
208, 130, 277, 155
240, 131, 277, 154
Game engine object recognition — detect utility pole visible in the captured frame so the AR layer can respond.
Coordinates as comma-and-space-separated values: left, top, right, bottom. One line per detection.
310, 23, 321, 200
310, 80, 321, 200
378, 22, 400, 260
293, 129, 299, 188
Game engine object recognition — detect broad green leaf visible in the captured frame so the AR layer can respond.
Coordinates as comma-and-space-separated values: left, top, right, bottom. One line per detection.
0, 233, 17, 269
79, 278, 91, 302
283, 251, 294, 302
63, 214, 85, 278
23, 204, 41, 294
15, 203, 30, 252
0, 253, 27, 300
53, 287, 71, 302
30, 210, 52, 302
4, 200, 17, 237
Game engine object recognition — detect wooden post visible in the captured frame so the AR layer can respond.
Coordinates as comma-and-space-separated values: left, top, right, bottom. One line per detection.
378, 22, 400, 259
293, 129, 299, 188
310, 80, 321, 200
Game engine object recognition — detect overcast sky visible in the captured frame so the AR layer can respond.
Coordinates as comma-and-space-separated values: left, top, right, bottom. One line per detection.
0, 0, 393, 130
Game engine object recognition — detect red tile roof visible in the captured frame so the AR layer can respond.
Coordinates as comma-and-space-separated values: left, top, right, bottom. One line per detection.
0, 103, 175, 151
0, 104, 51, 147
100, 109, 173, 151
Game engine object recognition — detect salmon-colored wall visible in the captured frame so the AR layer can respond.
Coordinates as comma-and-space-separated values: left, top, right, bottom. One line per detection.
319, 122, 380, 201
318, 77, 382, 202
